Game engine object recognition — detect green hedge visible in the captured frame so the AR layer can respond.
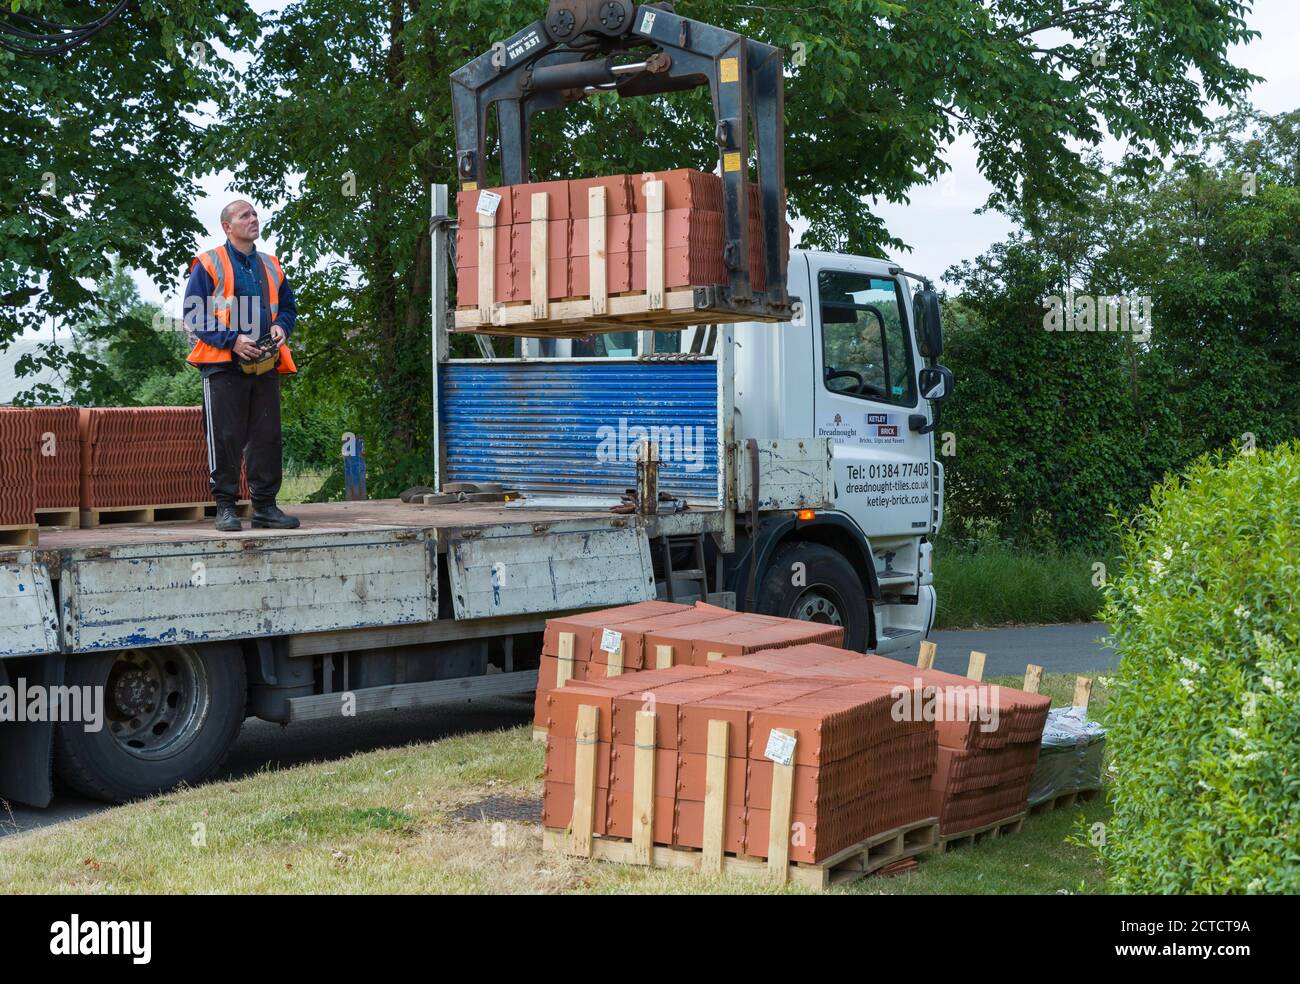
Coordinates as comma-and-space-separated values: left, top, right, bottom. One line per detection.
1100, 442, 1300, 892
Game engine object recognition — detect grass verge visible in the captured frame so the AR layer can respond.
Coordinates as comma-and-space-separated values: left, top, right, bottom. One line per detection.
933, 546, 1103, 628
0, 675, 1109, 894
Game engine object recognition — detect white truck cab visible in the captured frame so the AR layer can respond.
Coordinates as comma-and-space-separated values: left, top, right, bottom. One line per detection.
731, 250, 948, 653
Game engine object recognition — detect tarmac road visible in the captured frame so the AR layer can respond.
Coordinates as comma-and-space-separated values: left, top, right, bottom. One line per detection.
0, 622, 1116, 839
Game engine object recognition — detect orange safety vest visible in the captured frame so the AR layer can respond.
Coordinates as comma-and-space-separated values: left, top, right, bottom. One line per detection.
186, 244, 298, 374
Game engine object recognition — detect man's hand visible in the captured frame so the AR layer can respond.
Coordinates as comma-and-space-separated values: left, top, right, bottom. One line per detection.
232, 335, 261, 360
270, 325, 287, 345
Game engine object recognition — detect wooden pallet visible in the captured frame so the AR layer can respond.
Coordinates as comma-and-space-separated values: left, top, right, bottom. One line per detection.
454, 180, 789, 337
542, 816, 939, 891
80, 500, 253, 529
0, 524, 38, 547
541, 702, 937, 889
35, 507, 80, 529
938, 812, 1026, 852
1028, 787, 1100, 816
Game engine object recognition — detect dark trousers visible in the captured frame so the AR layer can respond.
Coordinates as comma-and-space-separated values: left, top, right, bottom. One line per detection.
201, 369, 283, 508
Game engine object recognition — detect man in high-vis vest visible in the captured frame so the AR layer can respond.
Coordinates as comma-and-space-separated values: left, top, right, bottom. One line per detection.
184, 199, 301, 532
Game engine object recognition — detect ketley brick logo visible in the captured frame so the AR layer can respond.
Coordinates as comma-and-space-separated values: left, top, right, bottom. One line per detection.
49, 915, 152, 964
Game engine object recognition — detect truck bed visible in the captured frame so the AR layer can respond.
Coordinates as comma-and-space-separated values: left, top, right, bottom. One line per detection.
4, 499, 725, 658
35, 499, 625, 553
36, 498, 728, 554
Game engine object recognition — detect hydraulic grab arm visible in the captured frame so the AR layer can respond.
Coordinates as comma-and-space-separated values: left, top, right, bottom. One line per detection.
449, 0, 791, 318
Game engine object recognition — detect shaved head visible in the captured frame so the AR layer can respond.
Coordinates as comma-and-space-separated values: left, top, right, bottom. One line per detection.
220, 200, 261, 251
220, 199, 252, 225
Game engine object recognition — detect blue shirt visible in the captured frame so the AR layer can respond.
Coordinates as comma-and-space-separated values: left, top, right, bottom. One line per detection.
184, 240, 297, 373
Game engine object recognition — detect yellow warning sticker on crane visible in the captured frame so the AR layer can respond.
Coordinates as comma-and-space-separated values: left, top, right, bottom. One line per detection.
723, 152, 743, 172
720, 56, 739, 83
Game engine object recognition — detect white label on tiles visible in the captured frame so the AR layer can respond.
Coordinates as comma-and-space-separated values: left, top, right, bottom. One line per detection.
476, 190, 502, 216
600, 628, 623, 654
765, 730, 796, 767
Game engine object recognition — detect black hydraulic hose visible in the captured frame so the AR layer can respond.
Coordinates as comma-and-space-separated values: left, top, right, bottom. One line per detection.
0, 0, 131, 57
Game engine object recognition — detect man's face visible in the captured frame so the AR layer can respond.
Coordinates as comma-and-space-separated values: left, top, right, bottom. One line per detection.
223, 201, 260, 242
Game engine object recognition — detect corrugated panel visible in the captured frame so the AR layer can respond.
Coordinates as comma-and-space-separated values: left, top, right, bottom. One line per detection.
441, 361, 720, 500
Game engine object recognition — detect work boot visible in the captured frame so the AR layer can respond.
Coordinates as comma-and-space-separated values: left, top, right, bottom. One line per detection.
251, 504, 301, 529
214, 505, 242, 532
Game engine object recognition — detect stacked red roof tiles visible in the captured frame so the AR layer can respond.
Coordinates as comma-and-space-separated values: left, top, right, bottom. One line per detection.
455, 169, 787, 308
540, 601, 1051, 865
727, 645, 1050, 837
0, 407, 37, 527
79, 408, 210, 508
0, 406, 245, 524
30, 406, 81, 510
78, 407, 248, 508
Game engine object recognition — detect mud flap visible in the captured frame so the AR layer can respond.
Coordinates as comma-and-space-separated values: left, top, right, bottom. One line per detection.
0, 652, 65, 808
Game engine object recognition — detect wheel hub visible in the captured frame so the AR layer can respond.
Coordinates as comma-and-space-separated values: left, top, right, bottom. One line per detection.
104, 647, 210, 760
792, 589, 845, 627
112, 667, 156, 717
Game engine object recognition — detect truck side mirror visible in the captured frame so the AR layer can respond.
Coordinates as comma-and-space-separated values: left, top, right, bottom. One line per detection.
919, 365, 953, 402
914, 288, 944, 359
909, 365, 954, 434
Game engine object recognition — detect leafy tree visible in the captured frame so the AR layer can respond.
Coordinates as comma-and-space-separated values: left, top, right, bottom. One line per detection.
0, 0, 258, 400
943, 109, 1300, 548
208, 0, 1258, 495
57, 263, 194, 405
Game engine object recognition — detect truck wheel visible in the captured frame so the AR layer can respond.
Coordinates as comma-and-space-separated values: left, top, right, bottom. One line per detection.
54, 643, 246, 803
756, 541, 871, 651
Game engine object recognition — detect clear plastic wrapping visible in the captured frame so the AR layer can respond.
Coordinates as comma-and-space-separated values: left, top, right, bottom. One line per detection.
1027, 706, 1106, 805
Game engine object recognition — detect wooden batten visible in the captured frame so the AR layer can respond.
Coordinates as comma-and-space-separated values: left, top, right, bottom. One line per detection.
702, 719, 729, 874
588, 185, 607, 317
631, 711, 657, 866
766, 728, 797, 884
567, 703, 600, 858
530, 192, 549, 320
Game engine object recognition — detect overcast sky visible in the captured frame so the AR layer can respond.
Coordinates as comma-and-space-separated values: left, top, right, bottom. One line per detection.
136, 0, 1296, 308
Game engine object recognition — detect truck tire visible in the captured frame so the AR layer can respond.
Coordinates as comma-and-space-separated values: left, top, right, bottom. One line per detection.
54, 643, 246, 804
756, 541, 871, 652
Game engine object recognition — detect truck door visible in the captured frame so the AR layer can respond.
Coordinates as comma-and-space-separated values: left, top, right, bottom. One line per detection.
810, 261, 933, 539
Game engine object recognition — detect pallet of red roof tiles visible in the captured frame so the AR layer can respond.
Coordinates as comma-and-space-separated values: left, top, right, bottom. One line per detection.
454, 171, 790, 336
77, 406, 253, 525
541, 663, 939, 889
79, 407, 211, 508
720, 641, 1050, 840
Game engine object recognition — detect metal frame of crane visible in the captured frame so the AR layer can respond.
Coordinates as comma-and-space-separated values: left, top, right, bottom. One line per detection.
449, 1, 793, 322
